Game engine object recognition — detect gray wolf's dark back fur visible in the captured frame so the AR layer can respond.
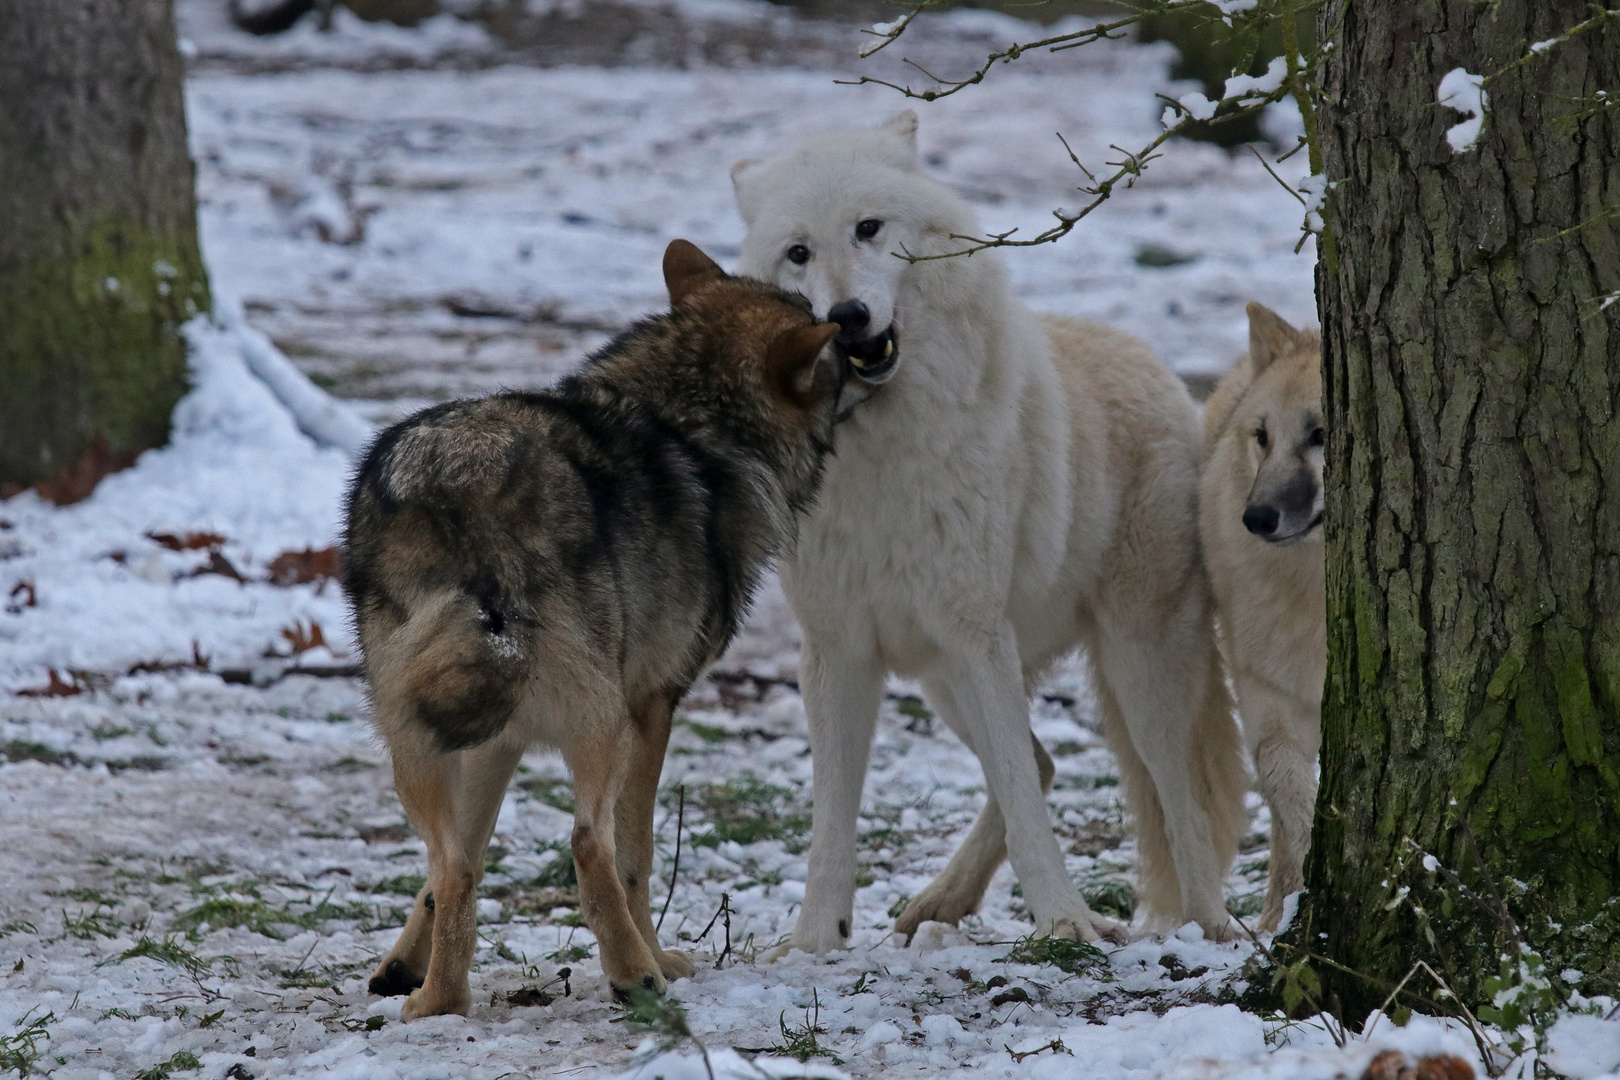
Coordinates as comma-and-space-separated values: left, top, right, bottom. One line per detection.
343, 272, 842, 752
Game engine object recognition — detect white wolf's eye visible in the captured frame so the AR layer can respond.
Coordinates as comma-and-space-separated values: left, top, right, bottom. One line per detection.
1308, 426, 1325, 448
1255, 427, 1270, 450
787, 244, 810, 265
856, 218, 883, 240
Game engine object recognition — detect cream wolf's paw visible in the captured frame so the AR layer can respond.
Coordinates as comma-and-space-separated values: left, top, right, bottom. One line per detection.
400, 983, 471, 1020
657, 948, 696, 980
892, 882, 981, 942
1037, 907, 1128, 945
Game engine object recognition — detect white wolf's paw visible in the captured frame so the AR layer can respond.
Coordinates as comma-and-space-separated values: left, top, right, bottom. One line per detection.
892, 880, 981, 942
1036, 907, 1128, 945
764, 919, 852, 961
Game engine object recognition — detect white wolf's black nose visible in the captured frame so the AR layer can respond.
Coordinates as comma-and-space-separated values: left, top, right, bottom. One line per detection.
827, 299, 870, 338
1242, 505, 1280, 537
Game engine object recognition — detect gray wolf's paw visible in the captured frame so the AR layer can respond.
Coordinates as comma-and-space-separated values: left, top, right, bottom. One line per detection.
892, 883, 980, 942
368, 958, 425, 998
400, 983, 471, 1020
657, 949, 696, 981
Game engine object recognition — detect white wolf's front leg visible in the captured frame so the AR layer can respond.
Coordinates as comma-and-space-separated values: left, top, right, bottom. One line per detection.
938, 627, 1123, 943
768, 642, 884, 959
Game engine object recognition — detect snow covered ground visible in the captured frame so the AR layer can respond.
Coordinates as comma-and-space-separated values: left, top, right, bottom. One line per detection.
0, 3, 1543, 1078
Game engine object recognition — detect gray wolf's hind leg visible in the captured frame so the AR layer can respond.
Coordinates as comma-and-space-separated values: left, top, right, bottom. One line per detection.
615, 694, 695, 981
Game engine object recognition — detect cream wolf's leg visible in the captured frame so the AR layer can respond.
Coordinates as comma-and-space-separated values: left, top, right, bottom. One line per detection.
369, 738, 522, 1004
1093, 607, 1243, 939
893, 672, 1055, 938
770, 641, 884, 958
935, 626, 1118, 943
616, 695, 696, 980
1235, 673, 1319, 932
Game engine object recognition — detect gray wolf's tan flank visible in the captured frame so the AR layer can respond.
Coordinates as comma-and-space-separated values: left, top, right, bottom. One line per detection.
1200, 301, 1325, 931
342, 241, 844, 1018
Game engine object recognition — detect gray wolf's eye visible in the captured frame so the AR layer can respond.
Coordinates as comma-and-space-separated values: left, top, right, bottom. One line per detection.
1255, 427, 1269, 450
787, 244, 810, 265
856, 219, 883, 240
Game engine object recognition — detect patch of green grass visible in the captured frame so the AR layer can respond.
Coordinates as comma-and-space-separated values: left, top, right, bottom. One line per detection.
531, 842, 577, 889
135, 1049, 201, 1079
517, 777, 575, 814
685, 775, 810, 853
676, 716, 734, 743
0, 920, 35, 938
1227, 892, 1264, 919
364, 874, 426, 897
1000, 935, 1110, 977
110, 936, 209, 976
745, 990, 841, 1065
1082, 879, 1136, 921
0, 1008, 53, 1077
1, 741, 76, 767
60, 906, 119, 940
547, 943, 591, 964
324, 711, 351, 723
90, 721, 135, 741
174, 897, 286, 940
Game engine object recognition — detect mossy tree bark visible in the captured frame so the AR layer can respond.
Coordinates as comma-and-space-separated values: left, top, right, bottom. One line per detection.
1288, 0, 1620, 1019
0, 0, 209, 500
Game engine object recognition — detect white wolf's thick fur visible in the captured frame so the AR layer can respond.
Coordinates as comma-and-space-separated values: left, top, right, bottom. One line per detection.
733, 112, 1247, 949
1200, 303, 1326, 932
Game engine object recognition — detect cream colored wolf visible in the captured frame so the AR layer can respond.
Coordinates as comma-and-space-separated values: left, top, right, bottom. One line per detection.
733, 112, 1248, 949
1199, 302, 1325, 932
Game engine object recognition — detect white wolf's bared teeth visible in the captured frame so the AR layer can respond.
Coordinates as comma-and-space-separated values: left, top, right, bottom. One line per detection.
882, 338, 893, 358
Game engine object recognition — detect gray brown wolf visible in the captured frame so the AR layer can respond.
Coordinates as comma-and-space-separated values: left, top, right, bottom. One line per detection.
1199, 302, 1325, 932
731, 111, 1248, 950
341, 240, 844, 1018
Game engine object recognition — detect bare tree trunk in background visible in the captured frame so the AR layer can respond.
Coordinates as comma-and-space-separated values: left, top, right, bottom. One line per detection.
0, 0, 209, 503
1291, 0, 1620, 1019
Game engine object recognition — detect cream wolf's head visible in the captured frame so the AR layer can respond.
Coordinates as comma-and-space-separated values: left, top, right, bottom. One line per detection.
1231, 303, 1324, 545
731, 110, 973, 393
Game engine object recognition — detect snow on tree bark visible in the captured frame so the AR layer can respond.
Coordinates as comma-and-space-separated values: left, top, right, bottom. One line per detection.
1292, 0, 1620, 1018
0, 0, 209, 498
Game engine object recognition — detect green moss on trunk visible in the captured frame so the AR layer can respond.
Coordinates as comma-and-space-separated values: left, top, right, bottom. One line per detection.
1288, 0, 1620, 1021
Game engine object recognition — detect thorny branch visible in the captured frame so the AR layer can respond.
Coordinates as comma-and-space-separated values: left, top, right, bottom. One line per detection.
842, 0, 1328, 261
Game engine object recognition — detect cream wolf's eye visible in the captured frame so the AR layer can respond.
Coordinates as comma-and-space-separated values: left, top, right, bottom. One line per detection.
856, 218, 883, 239
1255, 427, 1270, 450
1308, 426, 1325, 448
787, 244, 810, 265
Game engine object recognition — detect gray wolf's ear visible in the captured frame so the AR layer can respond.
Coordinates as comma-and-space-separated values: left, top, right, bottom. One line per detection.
768, 321, 841, 406
664, 239, 727, 307
1246, 301, 1301, 371
731, 159, 765, 225
878, 110, 919, 171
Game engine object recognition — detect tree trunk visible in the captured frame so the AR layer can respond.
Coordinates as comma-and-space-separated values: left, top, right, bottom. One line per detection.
1289, 0, 1620, 1020
0, 0, 209, 501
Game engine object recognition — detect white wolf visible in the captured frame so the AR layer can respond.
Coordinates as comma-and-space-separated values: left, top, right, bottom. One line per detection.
732, 111, 1248, 950
1200, 302, 1325, 932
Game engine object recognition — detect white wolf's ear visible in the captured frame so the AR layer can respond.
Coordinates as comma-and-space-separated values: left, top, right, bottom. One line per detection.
731, 159, 765, 225
877, 110, 920, 171
664, 239, 727, 307
1247, 301, 1302, 372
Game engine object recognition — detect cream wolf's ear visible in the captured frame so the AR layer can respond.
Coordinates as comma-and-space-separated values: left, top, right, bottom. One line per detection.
731, 159, 765, 225
1246, 301, 1303, 371
664, 239, 727, 307
877, 109, 919, 171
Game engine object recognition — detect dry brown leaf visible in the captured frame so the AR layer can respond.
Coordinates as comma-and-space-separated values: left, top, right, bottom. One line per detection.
33, 438, 139, 506
281, 619, 328, 656
265, 547, 341, 587
17, 669, 81, 698
148, 530, 227, 551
